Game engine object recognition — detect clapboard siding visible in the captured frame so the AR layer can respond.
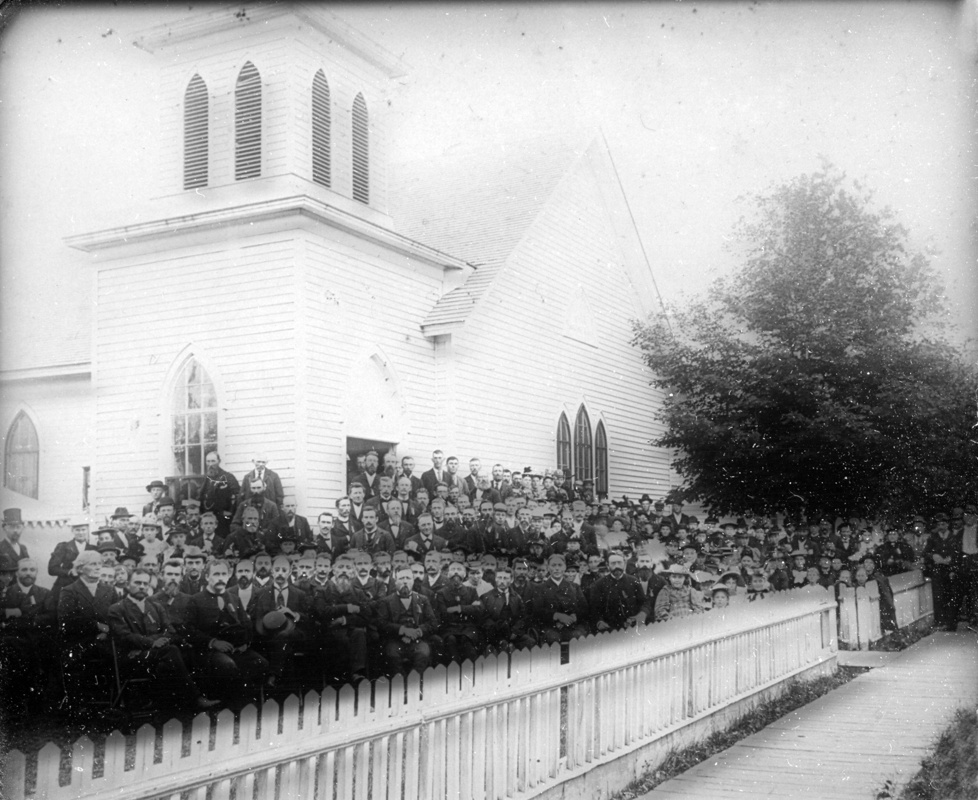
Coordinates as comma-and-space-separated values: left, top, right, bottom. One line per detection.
452, 149, 676, 497
93, 239, 298, 516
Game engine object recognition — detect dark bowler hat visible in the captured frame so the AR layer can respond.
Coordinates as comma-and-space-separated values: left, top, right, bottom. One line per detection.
111, 507, 134, 519
640, 494, 653, 504
2, 508, 23, 525
182, 546, 206, 561
257, 610, 295, 637
96, 541, 121, 555
158, 497, 175, 508
146, 480, 166, 493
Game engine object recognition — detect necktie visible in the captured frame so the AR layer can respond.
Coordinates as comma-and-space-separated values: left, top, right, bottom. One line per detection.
216, 595, 225, 611
276, 590, 285, 608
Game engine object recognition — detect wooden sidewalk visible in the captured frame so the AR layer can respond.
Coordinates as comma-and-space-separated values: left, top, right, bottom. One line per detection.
644, 631, 978, 799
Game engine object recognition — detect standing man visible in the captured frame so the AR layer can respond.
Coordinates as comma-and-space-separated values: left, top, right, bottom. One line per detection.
231, 478, 280, 536
275, 496, 312, 548
0, 509, 29, 564
420, 450, 447, 499
400, 456, 423, 498
48, 516, 93, 601
462, 458, 482, 498
240, 455, 284, 510
352, 450, 382, 501
199, 451, 240, 539
922, 513, 961, 631
143, 480, 168, 517
350, 507, 397, 555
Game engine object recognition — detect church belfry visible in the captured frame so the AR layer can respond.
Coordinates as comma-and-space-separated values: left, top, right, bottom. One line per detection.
135, 2, 405, 225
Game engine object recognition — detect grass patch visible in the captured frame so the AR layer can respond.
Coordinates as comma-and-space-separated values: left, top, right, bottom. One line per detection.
611, 665, 868, 800
887, 707, 978, 800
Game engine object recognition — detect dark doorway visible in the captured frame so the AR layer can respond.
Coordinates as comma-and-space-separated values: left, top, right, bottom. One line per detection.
346, 437, 397, 488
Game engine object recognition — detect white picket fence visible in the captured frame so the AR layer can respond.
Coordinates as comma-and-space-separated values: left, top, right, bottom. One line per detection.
837, 569, 933, 650
3, 587, 837, 800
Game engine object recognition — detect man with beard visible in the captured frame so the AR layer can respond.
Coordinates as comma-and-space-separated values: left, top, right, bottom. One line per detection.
252, 555, 313, 689
382, 451, 400, 480
400, 456, 424, 499
352, 450, 382, 501
185, 560, 270, 705
376, 566, 438, 675
199, 452, 240, 539
392, 477, 422, 526
223, 507, 265, 561
108, 569, 219, 711
227, 559, 262, 618
152, 560, 193, 627
588, 552, 648, 632
272, 496, 312, 552
190, 512, 226, 557
350, 550, 385, 602
180, 500, 203, 540
313, 511, 349, 560
2, 557, 56, 713
178, 547, 207, 595
510, 558, 536, 603
240, 456, 284, 510
383, 499, 416, 550
314, 554, 371, 684
365, 476, 397, 525
48, 517, 94, 603
0, 508, 29, 565
331, 496, 360, 542
372, 552, 396, 596
231, 478, 280, 538
252, 553, 274, 591
404, 514, 448, 559
532, 554, 589, 645
428, 499, 457, 543
434, 561, 484, 664
350, 507, 397, 555
482, 566, 535, 653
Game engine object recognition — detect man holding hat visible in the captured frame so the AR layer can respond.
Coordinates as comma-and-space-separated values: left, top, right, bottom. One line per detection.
252, 555, 313, 689
0, 508, 29, 565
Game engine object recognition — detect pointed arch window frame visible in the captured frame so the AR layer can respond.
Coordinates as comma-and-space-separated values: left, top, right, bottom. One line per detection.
556, 412, 573, 476
311, 69, 332, 188
594, 420, 609, 498
168, 356, 221, 480
183, 73, 209, 189
234, 61, 262, 181
574, 405, 593, 485
4, 411, 39, 499
351, 92, 370, 204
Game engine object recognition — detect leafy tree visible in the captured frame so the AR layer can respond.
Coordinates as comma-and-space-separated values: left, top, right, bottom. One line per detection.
632, 165, 977, 520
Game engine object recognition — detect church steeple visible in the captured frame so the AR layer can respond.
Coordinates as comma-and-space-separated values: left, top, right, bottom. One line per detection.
133, 3, 405, 228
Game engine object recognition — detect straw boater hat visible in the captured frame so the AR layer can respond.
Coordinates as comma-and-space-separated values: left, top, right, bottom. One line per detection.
662, 563, 690, 576
257, 610, 295, 638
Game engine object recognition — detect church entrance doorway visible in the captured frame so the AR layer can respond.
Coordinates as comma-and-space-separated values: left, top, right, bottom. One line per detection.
346, 437, 398, 489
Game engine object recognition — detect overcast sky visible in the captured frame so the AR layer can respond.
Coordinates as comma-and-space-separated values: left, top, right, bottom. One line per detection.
1, 1, 976, 361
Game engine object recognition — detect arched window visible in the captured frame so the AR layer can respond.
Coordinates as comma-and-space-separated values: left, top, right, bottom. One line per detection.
183, 73, 209, 189
311, 70, 331, 188
556, 412, 572, 476
4, 412, 38, 499
574, 405, 593, 484
351, 92, 369, 204
234, 62, 262, 180
594, 421, 608, 497
171, 359, 218, 477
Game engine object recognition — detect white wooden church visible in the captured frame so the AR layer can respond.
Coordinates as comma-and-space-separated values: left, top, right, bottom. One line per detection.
0, 3, 674, 521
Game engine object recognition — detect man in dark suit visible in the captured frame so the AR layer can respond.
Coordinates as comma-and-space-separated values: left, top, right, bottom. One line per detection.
392, 477, 423, 525
403, 513, 447, 560
350, 507, 397, 555
184, 560, 270, 704
273, 496, 312, 549
420, 450, 447, 499
482, 566, 535, 652
231, 478, 280, 537
532, 554, 589, 644
351, 450, 382, 501
57, 550, 118, 709
461, 458, 482, 499
226, 559, 262, 618
224, 507, 266, 560
0, 508, 29, 565
48, 519, 93, 602
365, 476, 397, 525
240, 456, 284, 510
434, 561, 484, 664
199, 452, 240, 539
313, 555, 371, 683
142, 480, 168, 517
178, 547, 208, 595
108, 569, 218, 710
383, 500, 416, 549
152, 559, 193, 627
661, 500, 691, 536
313, 511, 349, 559
375, 567, 439, 675
189, 512, 225, 556
251, 556, 314, 687
400, 456, 424, 499
331, 496, 361, 542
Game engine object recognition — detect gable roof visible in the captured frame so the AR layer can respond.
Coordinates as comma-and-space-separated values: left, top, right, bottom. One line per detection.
391, 134, 588, 331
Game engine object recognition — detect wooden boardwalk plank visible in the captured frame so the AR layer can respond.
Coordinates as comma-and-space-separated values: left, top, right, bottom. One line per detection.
644, 632, 978, 800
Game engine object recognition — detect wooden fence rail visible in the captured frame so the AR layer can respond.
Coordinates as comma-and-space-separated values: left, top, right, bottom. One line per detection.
837, 569, 933, 650
3, 586, 837, 800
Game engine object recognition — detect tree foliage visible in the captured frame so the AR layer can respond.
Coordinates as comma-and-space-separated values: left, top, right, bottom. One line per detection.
632, 165, 978, 520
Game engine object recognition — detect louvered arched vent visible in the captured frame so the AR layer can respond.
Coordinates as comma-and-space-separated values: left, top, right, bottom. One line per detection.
183, 74, 209, 189
351, 92, 369, 204
235, 62, 262, 180
312, 70, 331, 188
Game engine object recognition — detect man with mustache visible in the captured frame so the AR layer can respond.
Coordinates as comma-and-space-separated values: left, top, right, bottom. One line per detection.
227, 559, 261, 618
482, 566, 535, 653
152, 559, 193, 627
375, 566, 438, 675
199, 452, 240, 539
231, 478, 280, 539
223, 507, 264, 561
47, 516, 94, 604
252, 555, 312, 688
435, 561, 484, 664
109, 569, 219, 711
314, 554, 371, 684
185, 560, 270, 705
532, 554, 589, 645
273, 496, 312, 552
178, 547, 207, 595
190, 512, 225, 557
588, 552, 648, 632
350, 507, 396, 555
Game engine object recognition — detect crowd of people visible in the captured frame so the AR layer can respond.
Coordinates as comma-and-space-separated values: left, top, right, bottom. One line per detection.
0, 447, 974, 727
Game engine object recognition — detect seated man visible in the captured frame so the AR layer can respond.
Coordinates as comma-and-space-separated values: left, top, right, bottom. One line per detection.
152, 559, 193, 628
375, 566, 438, 676
108, 569, 218, 710
532, 554, 589, 645
184, 560, 270, 706
434, 561, 484, 664
251, 555, 314, 689
588, 552, 648, 632
481, 566, 536, 653
313, 554, 371, 684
